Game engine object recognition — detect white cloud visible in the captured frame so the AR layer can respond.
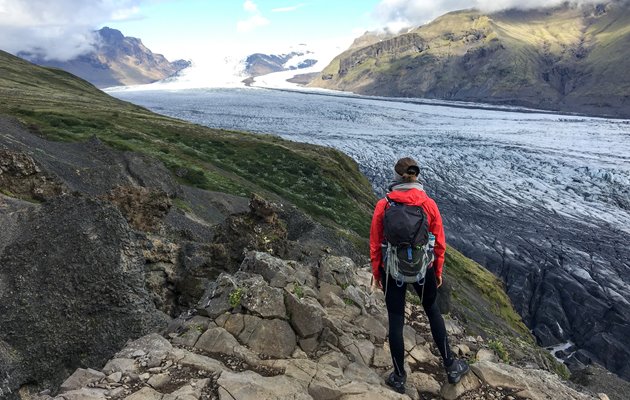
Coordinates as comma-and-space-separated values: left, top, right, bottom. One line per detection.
0, 0, 143, 61
237, 14, 270, 33
243, 0, 258, 13
373, 0, 605, 28
237, 0, 270, 33
272, 4, 305, 13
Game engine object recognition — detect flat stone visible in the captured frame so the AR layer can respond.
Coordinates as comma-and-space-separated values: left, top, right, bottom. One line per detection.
223, 313, 245, 337
476, 348, 498, 362
372, 344, 393, 368
56, 388, 109, 400
107, 371, 123, 383
453, 344, 471, 356
217, 370, 313, 400
353, 315, 387, 341
441, 371, 481, 400
147, 373, 171, 390
299, 336, 320, 354
60, 368, 106, 392
124, 387, 163, 400
243, 318, 297, 358
403, 326, 416, 352
103, 358, 138, 376
172, 328, 202, 347
168, 348, 226, 373
408, 344, 439, 365
286, 293, 325, 338
471, 361, 527, 391
318, 352, 350, 370
344, 362, 381, 385
163, 379, 208, 400
195, 327, 240, 355
117, 334, 172, 368
408, 372, 441, 396
338, 381, 408, 400
241, 278, 286, 318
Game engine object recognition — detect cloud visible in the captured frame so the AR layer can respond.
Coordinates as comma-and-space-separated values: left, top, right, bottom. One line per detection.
237, 0, 270, 33
237, 15, 270, 33
272, 4, 305, 13
0, 0, 144, 61
373, 0, 605, 29
243, 0, 258, 13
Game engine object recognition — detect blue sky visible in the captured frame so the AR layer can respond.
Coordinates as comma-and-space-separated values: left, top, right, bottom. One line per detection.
0, 0, 597, 62
104, 1, 384, 60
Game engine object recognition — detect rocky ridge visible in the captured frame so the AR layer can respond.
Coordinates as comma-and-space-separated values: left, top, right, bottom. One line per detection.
29, 251, 606, 400
0, 115, 608, 400
310, 2, 630, 118
19, 27, 190, 88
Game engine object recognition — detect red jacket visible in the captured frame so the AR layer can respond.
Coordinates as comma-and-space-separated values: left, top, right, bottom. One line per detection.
370, 188, 446, 282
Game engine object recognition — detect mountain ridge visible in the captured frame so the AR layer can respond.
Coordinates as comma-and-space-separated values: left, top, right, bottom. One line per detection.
19, 27, 190, 88
310, 2, 630, 118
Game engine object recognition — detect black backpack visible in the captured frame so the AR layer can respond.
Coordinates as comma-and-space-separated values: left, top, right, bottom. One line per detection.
382, 197, 435, 284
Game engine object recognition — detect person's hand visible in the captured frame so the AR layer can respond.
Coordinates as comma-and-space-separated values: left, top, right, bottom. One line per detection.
436, 275, 443, 288
372, 275, 383, 291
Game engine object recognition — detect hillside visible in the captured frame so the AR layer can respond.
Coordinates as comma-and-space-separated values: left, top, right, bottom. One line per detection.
310, 2, 630, 118
0, 51, 592, 398
19, 27, 190, 88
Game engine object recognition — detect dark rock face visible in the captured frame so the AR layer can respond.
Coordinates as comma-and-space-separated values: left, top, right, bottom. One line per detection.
0, 196, 168, 393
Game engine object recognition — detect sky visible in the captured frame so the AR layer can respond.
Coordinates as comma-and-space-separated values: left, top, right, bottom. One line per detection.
0, 0, 608, 63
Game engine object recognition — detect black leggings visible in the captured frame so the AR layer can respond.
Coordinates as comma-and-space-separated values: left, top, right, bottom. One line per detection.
381, 267, 453, 375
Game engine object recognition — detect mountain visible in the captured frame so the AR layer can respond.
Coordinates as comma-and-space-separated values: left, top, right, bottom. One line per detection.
310, 1, 630, 118
0, 50, 604, 398
245, 49, 318, 77
19, 27, 190, 88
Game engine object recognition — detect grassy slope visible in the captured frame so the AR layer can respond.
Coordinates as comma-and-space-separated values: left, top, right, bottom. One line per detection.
0, 51, 564, 374
0, 50, 374, 237
311, 3, 630, 116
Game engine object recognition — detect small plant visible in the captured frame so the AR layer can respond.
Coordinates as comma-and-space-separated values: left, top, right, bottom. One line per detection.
293, 282, 304, 299
343, 298, 356, 306
488, 339, 510, 363
229, 288, 244, 308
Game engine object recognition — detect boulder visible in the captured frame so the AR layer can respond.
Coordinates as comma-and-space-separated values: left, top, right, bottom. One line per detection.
242, 318, 297, 358
286, 293, 325, 338
408, 371, 441, 396
168, 348, 225, 374
195, 327, 240, 355
318, 256, 356, 287
125, 387, 163, 400
217, 370, 313, 400
116, 334, 173, 368
59, 369, 106, 393
471, 360, 596, 400
440, 371, 481, 400
196, 273, 238, 318
162, 378, 209, 400
240, 277, 286, 318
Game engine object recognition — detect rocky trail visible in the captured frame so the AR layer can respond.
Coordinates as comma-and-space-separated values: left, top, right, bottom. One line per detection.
30, 252, 607, 400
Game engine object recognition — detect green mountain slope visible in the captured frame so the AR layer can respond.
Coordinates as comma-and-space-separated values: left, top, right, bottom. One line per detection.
0, 50, 565, 376
311, 2, 630, 117
0, 50, 374, 237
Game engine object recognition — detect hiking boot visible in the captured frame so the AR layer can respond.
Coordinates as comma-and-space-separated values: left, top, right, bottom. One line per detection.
385, 371, 406, 394
446, 359, 470, 384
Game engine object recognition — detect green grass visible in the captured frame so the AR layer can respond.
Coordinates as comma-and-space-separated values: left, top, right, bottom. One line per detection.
0, 50, 376, 238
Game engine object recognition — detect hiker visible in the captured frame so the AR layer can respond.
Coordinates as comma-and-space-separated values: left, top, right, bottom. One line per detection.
370, 157, 469, 394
